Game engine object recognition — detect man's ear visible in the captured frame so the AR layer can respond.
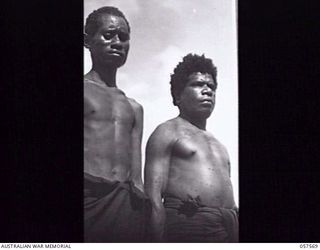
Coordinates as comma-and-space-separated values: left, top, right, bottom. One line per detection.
84, 33, 91, 49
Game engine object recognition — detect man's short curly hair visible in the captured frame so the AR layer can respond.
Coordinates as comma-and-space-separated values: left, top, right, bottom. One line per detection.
85, 6, 130, 37
170, 53, 217, 106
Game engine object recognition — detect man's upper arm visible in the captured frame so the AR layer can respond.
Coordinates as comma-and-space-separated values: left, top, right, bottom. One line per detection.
144, 125, 172, 203
129, 99, 144, 176
131, 100, 144, 143
84, 82, 95, 117
223, 145, 231, 177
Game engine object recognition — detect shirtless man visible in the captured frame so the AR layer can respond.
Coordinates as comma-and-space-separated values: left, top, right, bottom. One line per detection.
84, 7, 149, 242
145, 54, 238, 242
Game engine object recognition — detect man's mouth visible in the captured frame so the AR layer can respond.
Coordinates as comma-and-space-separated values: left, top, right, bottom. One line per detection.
201, 99, 213, 104
109, 50, 124, 57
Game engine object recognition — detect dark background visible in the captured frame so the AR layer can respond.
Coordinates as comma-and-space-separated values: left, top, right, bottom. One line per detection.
2, 0, 320, 242
239, 1, 320, 242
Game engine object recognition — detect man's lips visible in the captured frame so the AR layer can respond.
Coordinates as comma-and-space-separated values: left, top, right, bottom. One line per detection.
200, 99, 213, 104
108, 50, 124, 57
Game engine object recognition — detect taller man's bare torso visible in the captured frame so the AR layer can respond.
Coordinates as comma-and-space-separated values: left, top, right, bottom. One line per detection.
84, 76, 138, 182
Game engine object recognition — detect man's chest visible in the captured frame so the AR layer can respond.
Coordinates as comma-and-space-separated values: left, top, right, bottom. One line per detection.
84, 85, 135, 125
172, 132, 229, 166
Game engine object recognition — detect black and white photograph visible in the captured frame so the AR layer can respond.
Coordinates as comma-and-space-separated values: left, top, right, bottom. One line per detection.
4, 0, 320, 245
84, 0, 238, 243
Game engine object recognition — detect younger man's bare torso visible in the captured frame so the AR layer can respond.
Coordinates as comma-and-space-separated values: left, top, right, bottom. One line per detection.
164, 117, 235, 209
84, 77, 136, 182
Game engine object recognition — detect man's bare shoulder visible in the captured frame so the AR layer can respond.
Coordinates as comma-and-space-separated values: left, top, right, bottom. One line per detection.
83, 78, 94, 109
204, 130, 230, 159
206, 130, 227, 148
84, 77, 92, 87
83, 77, 101, 93
127, 97, 143, 113
155, 118, 180, 133
126, 98, 143, 129
83, 75, 96, 84
148, 118, 181, 145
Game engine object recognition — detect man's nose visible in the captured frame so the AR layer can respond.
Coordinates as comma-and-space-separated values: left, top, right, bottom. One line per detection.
110, 35, 123, 49
202, 86, 213, 96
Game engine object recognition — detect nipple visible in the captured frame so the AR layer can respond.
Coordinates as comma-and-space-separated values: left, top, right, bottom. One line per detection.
173, 139, 196, 158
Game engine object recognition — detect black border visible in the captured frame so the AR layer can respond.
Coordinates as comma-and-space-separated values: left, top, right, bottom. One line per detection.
3, 0, 84, 242
3, 0, 320, 242
239, 0, 320, 242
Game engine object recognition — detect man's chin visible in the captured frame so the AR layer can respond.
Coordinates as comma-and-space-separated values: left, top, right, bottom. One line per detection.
104, 58, 126, 68
198, 109, 213, 119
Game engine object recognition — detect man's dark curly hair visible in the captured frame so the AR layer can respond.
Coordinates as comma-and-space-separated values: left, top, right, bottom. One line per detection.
170, 53, 217, 106
85, 6, 130, 37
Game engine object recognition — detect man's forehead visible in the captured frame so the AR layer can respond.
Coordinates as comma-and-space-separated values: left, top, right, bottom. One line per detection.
97, 14, 129, 30
187, 72, 214, 82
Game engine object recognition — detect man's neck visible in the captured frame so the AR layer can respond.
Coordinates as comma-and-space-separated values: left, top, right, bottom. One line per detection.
88, 64, 118, 87
179, 113, 207, 130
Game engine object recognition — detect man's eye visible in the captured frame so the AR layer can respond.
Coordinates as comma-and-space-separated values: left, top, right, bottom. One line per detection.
103, 33, 113, 39
194, 82, 203, 87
